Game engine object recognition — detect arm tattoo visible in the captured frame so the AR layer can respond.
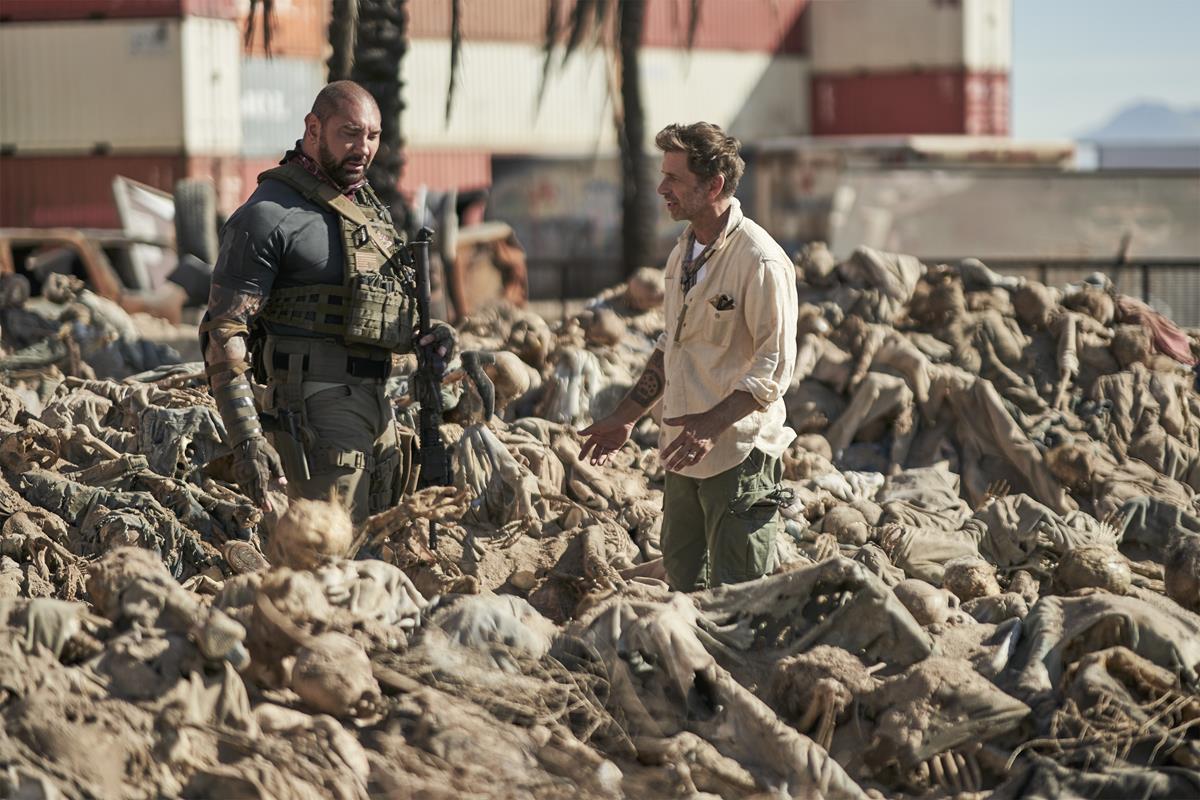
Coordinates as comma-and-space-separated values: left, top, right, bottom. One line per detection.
629, 350, 666, 408
203, 284, 265, 390
207, 284, 266, 332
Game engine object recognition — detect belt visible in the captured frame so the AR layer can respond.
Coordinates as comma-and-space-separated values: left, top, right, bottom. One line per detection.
271, 351, 389, 379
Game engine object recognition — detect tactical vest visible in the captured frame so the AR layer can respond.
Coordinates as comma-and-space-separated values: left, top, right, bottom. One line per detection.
257, 162, 415, 351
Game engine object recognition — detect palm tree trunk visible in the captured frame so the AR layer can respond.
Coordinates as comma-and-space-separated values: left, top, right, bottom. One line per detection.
618, 0, 652, 277
327, 0, 357, 82
350, 0, 411, 231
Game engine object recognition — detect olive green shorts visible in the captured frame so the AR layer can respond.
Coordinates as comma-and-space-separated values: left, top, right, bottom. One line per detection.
661, 448, 783, 591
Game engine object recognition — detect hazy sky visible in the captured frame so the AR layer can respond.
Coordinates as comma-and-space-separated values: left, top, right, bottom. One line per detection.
1011, 0, 1200, 139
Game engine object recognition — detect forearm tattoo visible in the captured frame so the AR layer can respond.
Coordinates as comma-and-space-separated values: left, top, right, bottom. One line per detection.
203, 284, 265, 391
629, 350, 666, 408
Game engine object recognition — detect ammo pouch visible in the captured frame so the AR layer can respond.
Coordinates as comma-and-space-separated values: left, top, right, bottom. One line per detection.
345, 271, 414, 350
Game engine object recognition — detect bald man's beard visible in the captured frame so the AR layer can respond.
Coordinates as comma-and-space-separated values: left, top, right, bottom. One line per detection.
317, 137, 368, 190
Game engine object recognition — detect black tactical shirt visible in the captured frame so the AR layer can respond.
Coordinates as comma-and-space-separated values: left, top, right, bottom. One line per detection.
211, 178, 347, 339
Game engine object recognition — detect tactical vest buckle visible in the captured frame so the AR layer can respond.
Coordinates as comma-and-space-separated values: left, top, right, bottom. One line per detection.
352, 224, 370, 247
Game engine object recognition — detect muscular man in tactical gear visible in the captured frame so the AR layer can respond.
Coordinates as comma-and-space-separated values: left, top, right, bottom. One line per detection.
202, 81, 450, 521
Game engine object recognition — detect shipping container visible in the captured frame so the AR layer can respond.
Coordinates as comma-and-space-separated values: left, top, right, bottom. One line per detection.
0, 18, 241, 155
1, 154, 250, 229
0, 149, 497, 231
809, 0, 1010, 73
241, 56, 324, 156
963, 71, 1009, 136
408, 0, 808, 54
406, 39, 808, 151
642, 0, 808, 53
237, 0, 330, 59
810, 70, 1009, 137
0, 0, 236, 22
401, 150, 492, 194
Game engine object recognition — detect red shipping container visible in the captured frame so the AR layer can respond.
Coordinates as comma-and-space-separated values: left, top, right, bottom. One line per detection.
238, 0, 329, 59
810, 70, 1010, 137
401, 150, 491, 194
0, 0, 236, 21
237, 151, 492, 205
642, 0, 807, 54
1, 154, 251, 229
409, 0, 808, 54
235, 156, 284, 205
0, 149, 492, 231
964, 71, 1010, 137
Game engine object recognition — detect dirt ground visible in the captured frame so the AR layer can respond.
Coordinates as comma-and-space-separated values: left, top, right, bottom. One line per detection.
0, 252, 1199, 799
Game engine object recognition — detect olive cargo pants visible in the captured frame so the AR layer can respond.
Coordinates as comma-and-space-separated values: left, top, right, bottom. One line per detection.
269, 381, 413, 522
661, 448, 783, 591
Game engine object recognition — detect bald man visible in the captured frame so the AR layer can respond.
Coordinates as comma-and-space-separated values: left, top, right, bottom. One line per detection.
202, 81, 448, 522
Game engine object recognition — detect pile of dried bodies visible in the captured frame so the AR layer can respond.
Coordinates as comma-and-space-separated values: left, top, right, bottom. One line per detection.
1, 249, 1199, 799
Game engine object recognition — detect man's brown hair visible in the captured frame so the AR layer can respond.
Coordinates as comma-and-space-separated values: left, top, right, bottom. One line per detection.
655, 122, 745, 198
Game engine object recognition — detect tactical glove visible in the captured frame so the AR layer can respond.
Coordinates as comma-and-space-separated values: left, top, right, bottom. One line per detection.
418, 320, 457, 375
232, 436, 285, 509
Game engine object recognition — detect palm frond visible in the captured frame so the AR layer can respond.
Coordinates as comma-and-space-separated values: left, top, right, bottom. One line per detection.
243, 0, 277, 56
561, 0, 596, 65
534, 0, 564, 114
686, 0, 703, 51
592, 0, 612, 35
595, 0, 617, 49
445, 0, 464, 125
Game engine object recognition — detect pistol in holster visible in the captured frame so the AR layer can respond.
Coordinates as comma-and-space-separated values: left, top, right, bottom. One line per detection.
259, 407, 311, 482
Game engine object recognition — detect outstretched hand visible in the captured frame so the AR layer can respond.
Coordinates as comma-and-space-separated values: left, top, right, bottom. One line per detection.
660, 407, 732, 472
578, 415, 635, 466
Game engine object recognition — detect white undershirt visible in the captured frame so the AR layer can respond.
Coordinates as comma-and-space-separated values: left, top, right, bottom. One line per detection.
690, 239, 709, 285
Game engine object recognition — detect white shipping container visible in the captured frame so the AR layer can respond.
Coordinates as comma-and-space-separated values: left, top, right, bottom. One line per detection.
963, 0, 1012, 73
240, 56, 325, 156
810, 0, 1011, 73
0, 18, 241, 155
403, 40, 809, 153
182, 17, 242, 154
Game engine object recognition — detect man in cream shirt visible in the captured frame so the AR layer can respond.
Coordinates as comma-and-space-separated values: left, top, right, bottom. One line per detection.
580, 122, 798, 590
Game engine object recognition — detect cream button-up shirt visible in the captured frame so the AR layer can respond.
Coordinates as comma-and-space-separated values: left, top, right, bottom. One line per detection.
655, 197, 799, 478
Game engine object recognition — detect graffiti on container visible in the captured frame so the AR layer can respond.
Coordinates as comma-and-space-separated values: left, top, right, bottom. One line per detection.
129, 22, 171, 55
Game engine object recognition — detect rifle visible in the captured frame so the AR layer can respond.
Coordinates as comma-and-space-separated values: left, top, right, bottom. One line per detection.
409, 227, 454, 490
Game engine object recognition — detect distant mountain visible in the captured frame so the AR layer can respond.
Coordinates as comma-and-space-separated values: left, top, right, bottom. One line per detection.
1081, 101, 1200, 141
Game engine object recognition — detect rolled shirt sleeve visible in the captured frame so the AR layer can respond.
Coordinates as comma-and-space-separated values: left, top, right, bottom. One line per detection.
735, 256, 799, 407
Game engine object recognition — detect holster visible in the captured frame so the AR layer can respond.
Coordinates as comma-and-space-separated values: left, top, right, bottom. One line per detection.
260, 351, 312, 482
367, 418, 420, 513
